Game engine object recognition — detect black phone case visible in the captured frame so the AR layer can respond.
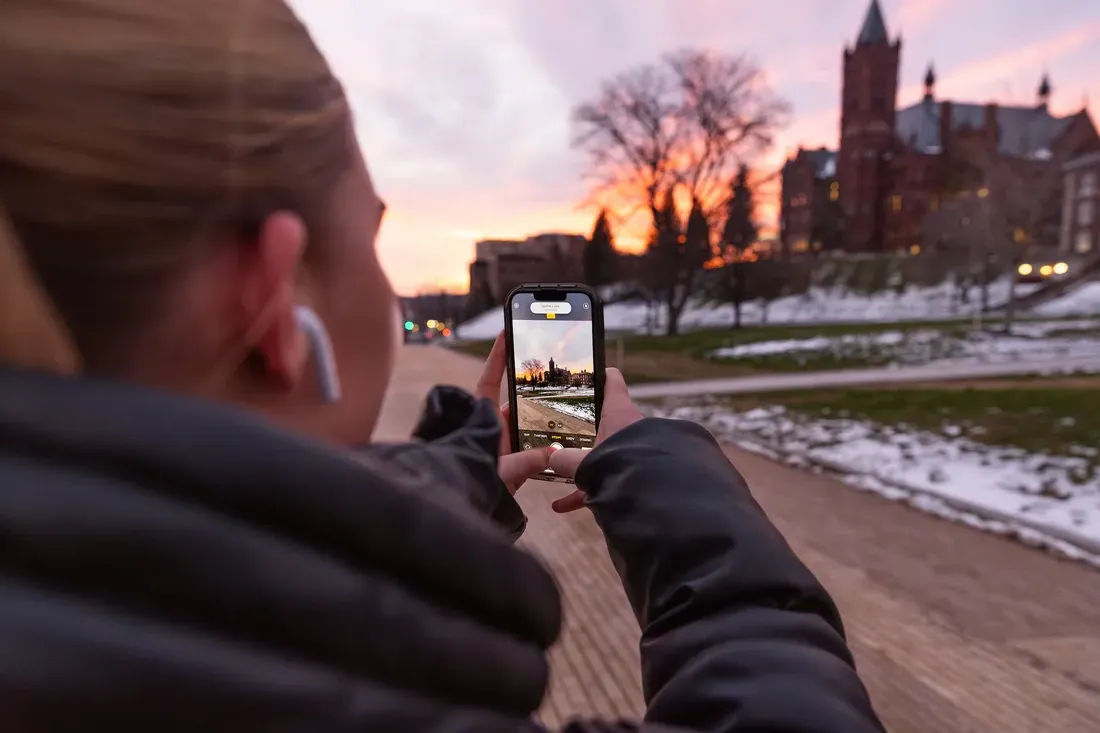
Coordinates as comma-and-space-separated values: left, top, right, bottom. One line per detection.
503, 283, 606, 484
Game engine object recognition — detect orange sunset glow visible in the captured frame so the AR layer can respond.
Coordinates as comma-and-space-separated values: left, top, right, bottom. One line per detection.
289, 0, 1100, 295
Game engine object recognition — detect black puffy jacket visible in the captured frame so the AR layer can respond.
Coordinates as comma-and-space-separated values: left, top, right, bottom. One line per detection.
0, 367, 884, 732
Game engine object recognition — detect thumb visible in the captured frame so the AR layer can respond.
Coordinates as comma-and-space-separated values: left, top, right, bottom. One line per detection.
548, 447, 586, 479
603, 367, 630, 400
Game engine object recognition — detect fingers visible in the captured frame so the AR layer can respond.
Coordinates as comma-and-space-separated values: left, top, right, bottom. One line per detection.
498, 448, 552, 495
498, 402, 512, 454
474, 332, 507, 403
548, 448, 586, 479
551, 490, 586, 514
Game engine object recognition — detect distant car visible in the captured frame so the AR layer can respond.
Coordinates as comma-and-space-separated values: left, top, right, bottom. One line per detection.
1017, 260, 1069, 284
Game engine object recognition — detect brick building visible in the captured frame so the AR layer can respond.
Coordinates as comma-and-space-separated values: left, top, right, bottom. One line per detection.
466, 232, 586, 307
780, 0, 1099, 256
780, 147, 840, 256
1060, 152, 1100, 256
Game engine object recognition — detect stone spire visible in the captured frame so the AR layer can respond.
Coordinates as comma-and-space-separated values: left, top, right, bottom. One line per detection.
856, 0, 889, 45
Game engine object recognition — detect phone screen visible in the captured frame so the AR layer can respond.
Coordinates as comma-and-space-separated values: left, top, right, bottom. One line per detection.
508, 290, 599, 476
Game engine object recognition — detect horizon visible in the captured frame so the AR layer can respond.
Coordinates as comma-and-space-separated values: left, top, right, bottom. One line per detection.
289, 0, 1100, 295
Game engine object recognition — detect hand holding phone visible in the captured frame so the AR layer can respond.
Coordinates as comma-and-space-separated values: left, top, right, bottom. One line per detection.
547, 367, 643, 511
473, 334, 554, 494
504, 284, 605, 483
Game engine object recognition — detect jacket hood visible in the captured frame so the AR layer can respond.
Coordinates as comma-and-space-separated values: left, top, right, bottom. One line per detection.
0, 368, 561, 732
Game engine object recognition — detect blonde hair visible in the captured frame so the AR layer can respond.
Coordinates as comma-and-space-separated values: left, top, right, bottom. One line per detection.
0, 0, 352, 374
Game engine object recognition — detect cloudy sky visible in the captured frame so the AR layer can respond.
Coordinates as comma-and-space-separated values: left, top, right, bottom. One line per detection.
513, 319, 595, 375
289, 0, 1100, 295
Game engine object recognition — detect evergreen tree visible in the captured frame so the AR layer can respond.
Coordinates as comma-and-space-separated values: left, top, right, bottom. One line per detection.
641, 194, 711, 335
582, 210, 617, 287
717, 165, 757, 328
683, 199, 712, 267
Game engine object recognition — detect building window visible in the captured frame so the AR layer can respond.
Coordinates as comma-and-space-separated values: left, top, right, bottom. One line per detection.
793, 239, 809, 253
1079, 200, 1094, 227
1014, 228, 1028, 243
1076, 231, 1093, 253
1082, 171, 1098, 196
909, 244, 921, 255
978, 187, 989, 198
829, 182, 839, 201
891, 195, 902, 212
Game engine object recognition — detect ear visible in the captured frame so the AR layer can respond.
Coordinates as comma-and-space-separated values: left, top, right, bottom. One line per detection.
242, 211, 309, 392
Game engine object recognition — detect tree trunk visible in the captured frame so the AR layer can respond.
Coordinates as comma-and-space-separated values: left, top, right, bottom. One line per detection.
665, 302, 681, 336
1002, 266, 1018, 334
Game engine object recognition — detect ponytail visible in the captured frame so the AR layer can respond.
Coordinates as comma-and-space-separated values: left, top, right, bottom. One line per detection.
0, 206, 81, 374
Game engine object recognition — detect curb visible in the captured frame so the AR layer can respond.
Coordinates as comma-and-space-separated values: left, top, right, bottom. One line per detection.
717, 428, 1100, 564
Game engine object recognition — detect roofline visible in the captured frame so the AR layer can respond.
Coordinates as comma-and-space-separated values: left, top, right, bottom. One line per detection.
1065, 150, 1100, 171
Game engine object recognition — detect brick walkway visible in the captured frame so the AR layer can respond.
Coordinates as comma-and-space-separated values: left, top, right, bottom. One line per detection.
377, 344, 1100, 732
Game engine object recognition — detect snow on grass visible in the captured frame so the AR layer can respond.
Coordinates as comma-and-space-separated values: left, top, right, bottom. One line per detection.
707, 320, 1100, 369
1035, 281, 1100, 317
654, 404, 1100, 565
456, 277, 1041, 340
533, 397, 596, 424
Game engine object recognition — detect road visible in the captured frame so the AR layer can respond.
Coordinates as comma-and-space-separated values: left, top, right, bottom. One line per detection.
629, 353, 1100, 400
377, 344, 1100, 732
516, 396, 595, 436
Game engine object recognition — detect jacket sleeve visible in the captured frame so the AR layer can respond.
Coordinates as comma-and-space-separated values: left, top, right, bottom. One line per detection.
365, 386, 527, 542
575, 418, 885, 733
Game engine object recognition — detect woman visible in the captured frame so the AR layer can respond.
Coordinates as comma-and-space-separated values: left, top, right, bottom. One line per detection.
0, 1, 885, 731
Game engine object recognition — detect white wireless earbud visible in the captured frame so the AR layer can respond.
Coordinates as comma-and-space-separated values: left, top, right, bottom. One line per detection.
294, 305, 342, 403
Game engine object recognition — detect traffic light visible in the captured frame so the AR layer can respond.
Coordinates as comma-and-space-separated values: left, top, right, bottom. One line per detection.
404, 321, 414, 331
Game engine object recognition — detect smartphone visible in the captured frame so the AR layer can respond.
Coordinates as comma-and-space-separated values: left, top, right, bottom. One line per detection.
504, 284, 605, 483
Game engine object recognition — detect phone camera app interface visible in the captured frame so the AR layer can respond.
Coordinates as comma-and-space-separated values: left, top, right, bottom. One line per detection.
511, 293, 596, 457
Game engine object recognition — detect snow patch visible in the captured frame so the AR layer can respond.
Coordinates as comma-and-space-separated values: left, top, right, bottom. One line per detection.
653, 404, 1100, 566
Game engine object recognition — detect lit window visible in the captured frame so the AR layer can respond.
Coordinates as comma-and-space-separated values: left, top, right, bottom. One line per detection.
1076, 230, 1093, 253
930, 196, 940, 211
829, 182, 839, 202
1078, 200, 1094, 226
891, 195, 902, 212
793, 240, 809, 253
1014, 228, 1028, 243
909, 244, 921, 255
978, 187, 989, 198
1082, 171, 1098, 196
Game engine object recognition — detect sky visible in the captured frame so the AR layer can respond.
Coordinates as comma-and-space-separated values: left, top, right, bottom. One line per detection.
288, 0, 1100, 295
513, 319, 595, 375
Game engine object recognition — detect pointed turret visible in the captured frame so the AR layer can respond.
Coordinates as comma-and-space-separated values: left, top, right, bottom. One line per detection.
1038, 73, 1051, 106
923, 63, 935, 102
856, 0, 889, 45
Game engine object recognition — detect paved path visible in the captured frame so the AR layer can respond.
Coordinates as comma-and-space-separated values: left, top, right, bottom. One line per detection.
377, 344, 1100, 732
516, 397, 594, 435
629, 354, 1100, 400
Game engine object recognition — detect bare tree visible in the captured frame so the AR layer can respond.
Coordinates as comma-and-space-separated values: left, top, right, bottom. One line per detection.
520, 358, 544, 381
572, 50, 789, 335
945, 140, 1069, 331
